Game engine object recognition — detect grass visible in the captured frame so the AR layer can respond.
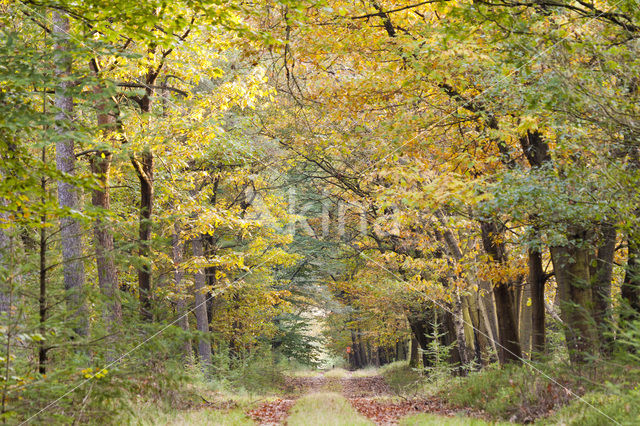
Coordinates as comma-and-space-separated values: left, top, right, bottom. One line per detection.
119, 352, 640, 425
119, 369, 261, 425
380, 361, 427, 395
323, 368, 350, 378
540, 388, 640, 425
381, 358, 640, 424
399, 413, 509, 425
438, 362, 591, 423
290, 369, 324, 378
351, 366, 383, 377
286, 392, 373, 426
123, 405, 254, 425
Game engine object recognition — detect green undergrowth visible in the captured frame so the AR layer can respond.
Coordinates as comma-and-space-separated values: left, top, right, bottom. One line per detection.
120, 351, 297, 425
123, 403, 253, 426
350, 366, 383, 377
380, 361, 427, 395
382, 359, 640, 425
439, 363, 566, 421
118, 367, 258, 425
290, 369, 324, 377
399, 413, 509, 425
209, 347, 289, 395
287, 392, 373, 426
541, 387, 640, 425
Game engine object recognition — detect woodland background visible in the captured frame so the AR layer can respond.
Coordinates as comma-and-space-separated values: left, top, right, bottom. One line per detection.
1, 0, 640, 423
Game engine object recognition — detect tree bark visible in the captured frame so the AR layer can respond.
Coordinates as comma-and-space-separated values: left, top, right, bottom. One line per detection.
591, 223, 616, 352
358, 328, 367, 366
131, 60, 158, 322
442, 308, 463, 368
350, 329, 363, 368
550, 234, 598, 364
53, 12, 88, 338
132, 150, 153, 321
519, 131, 552, 357
191, 238, 211, 369
192, 237, 212, 369
452, 295, 472, 368
432, 212, 475, 367
466, 294, 485, 365
622, 236, 640, 319
409, 336, 420, 368
480, 221, 522, 364
0, 206, 11, 316
408, 310, 432, 367
477, 293, 499, 359
477, 277, 499, 360
90, 90, 122, 334
172, 224, 192, 360
528, 247, 546, 355
39, 149, 48, 374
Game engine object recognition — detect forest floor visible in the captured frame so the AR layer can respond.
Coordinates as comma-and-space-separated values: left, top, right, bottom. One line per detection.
246, 369, 493, 425
125, 362, 640, 425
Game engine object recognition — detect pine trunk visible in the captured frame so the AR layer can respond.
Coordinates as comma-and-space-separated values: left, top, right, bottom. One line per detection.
0, 209, 10, 316
91, 83, 122, 334
53, 12, 88, 338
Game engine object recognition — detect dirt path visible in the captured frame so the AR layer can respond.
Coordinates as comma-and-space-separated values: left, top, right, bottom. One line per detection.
247, 370, 487, 425
247, 375, 329, 425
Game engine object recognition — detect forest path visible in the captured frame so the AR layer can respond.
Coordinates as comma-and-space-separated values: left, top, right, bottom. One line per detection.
247, 373, 329, 425
247, 369, 479, 425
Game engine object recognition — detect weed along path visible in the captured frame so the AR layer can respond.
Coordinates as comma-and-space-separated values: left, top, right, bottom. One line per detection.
247, 369, 491, 426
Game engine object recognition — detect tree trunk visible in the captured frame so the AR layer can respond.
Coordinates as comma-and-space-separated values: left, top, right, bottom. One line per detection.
622, 236, 640, 318
91, 151, 122, 325
519, 132, 552, 357
466, 294, 485, 365
132, 149, 153, 321
132, 63, 158, 322
452, 295, 472, 368
408, 311, 431, 367
492, 279, 523, 364
432, 213, 475, 367
192, 237, 212, 369
591, 223, 616, 352
480, 221, 522, 364
550, 236, 598, 364
350, 329, 363, 368
409, 337, 420, 368
528, 247, 546, 355
477, 278, 499, 361
172, 224, 191, 360
519, 282, 532, 358
0, 206, 11, 316
90, 81, 122, 335
53, 12, 88, 338
39, 151, 48, 374
358, 329, 367, 366
442, 309, 463, 368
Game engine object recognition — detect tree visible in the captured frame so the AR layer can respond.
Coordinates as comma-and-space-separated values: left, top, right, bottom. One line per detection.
53, 11, 88, 338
